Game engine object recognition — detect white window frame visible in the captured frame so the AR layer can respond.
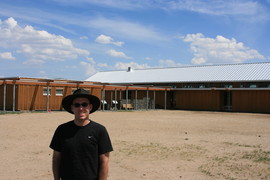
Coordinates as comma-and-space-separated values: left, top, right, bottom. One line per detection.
43, 88, 51, 96
56, 89, 63, 96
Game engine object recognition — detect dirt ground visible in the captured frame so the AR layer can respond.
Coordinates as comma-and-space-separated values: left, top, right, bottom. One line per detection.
0, 110, 269, 180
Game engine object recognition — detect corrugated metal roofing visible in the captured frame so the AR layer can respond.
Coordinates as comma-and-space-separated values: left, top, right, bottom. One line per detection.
85, 62, 270, 84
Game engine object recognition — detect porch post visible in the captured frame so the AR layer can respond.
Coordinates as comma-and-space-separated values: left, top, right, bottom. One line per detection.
3, 81, 6, 112
153, 91, 156, 110
135, 90, 137, 110
125, 88, 128, 110
146, 88, 149, 110
102, 86, 105, 111
46, 83, 50, 112
114, 88, 117, 111
12, 81, 16, 112
164, 89, 167, 110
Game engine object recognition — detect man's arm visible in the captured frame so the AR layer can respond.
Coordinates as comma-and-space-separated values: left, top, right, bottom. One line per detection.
99, 152, 110, 180
52, 150, 61, 180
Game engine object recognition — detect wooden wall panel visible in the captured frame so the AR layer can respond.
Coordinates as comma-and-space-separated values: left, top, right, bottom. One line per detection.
155, 91, 167, 109
17, 85, 44, 111
175, 90, 222, 111
0, 85, 3, 109
90, 88, 102, 100
232, 90, 270, 113
0, 84, 16, 110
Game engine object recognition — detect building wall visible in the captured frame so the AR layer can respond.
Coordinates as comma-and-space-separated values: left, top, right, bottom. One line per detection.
90, 87, 102, 100
16, 85, 69, 111
173, 89, 270, 113
0, 84, 16, 110
174, 90, 222, 111
0, 83, 103, 111
232, 90, 270, 113
1, 80, 269, 113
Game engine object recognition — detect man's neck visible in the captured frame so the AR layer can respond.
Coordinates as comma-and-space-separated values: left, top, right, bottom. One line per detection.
74, 119, 90, 126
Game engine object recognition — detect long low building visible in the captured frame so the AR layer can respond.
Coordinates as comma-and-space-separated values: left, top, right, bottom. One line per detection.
86, 62, 270, 113
0, 77, 169, 112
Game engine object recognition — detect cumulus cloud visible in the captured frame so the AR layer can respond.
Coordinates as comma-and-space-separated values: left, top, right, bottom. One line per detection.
158, 59, 182, 67
97, 63, 110, 68
114, 61, 150, 70
86, 57, 96, 64
0, 52, 15, 60
183, 33, 265, 64
106, 49, 132, 59
0, 17, 90, 64
96, 34, 124, 46
80, 61, 97, 77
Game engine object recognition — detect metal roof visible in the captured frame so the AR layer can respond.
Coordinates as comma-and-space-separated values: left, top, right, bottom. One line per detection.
86, 62, 270, 84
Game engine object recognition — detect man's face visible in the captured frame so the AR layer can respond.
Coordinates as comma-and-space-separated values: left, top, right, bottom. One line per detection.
71, 97, 93, 121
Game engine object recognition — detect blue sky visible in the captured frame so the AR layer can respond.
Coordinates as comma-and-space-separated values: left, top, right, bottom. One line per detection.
0, 0, 269, 80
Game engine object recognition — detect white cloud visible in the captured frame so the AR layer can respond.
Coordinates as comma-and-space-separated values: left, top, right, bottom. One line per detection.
144, 57, 152, 60
81, 57, 98, 77
96, 34, 124, 46
106, 49, 132, 59
86, 57, 96, 64
168, 0, 266, 17
80, 61, 97, 77
183, 33, 265, 64
0, 17, 90, 64
23, 59, 45, 65
114, 61, 150, 70
80, 36, 88, 40
97, 63, 110, 68
38, 71, 47, 77
88, 17, 165, 42
55, 0, 269, 22
53, 0, 153, 10
55, 0, 267, 17
158, 59, 183, 67
0, 52, 15, 60
6, 17, 17, 28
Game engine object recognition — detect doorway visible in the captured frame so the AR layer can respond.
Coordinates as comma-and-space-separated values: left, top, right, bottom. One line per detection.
223, 90, 232, 111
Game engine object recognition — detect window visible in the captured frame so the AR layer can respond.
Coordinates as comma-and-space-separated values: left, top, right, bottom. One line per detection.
56, 89, 63, 96
43, 88, 51, 96
199, 84, 205, 88
224, 84, 233, 88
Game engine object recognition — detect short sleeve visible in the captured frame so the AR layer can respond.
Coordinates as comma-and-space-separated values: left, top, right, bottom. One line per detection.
49, 126, 62, 152
98, 126, 113, 155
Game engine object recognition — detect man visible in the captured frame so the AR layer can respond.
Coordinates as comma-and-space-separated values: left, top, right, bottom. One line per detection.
50, 88, 113, 180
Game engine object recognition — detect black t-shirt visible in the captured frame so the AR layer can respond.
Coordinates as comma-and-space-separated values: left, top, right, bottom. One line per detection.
50, 120, 113, 180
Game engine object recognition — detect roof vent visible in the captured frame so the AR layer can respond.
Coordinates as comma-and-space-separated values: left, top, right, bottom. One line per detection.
127, 67, 133, 72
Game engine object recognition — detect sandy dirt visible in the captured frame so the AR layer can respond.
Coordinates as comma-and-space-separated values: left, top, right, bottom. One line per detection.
0, 110, 270, 180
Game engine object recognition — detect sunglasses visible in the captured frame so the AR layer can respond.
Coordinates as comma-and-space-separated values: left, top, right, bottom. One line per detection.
72, 102, 89, 108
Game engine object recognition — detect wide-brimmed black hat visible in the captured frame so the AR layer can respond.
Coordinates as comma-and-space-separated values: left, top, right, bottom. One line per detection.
62, 88, 100, 114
